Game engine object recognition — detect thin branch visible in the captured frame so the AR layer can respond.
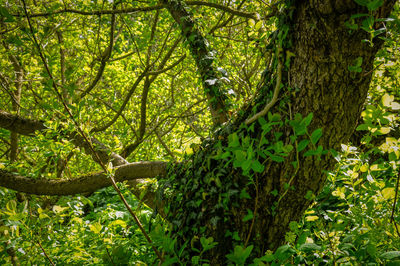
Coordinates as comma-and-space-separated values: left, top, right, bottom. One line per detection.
245, 53, 282, 125
110, 51, 135, 62
13, 2, 260, 20
156, 130, 176, 160
0, 109, 126, 166
36, 240, 55, 266
147, 55, 186, 76
208, 0, 246, 35
79, 3, 117, 100
90, 68, 149, 133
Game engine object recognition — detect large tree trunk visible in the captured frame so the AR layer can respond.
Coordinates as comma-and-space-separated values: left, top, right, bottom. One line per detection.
162, 1, 396, 263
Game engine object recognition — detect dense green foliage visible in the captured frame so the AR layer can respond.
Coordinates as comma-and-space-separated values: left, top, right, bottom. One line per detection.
0, 0, 400, 265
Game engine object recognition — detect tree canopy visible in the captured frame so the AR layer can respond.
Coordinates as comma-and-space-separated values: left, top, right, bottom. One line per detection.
0, 0, 400, 264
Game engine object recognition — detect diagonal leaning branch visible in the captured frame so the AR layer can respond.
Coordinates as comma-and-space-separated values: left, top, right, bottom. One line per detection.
161, 0, 229, 125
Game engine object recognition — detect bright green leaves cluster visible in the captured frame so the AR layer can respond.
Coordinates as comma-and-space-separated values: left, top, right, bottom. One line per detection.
356, 93, 400, 160
191, 237, 218, 265
213, 111, 324, 178
226, 132, 264, 173
0, 186, 159, 265
354, 0, 384, 12
348, 56, 364, 73
346, 0, 395, 47
226, 245, 253, 265
288, 113, 324, 157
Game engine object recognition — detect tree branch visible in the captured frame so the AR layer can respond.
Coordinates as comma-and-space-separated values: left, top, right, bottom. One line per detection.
78, 3, 117, 100
0, 161, 166, 196
13, 2, 259, 20
0, 109, 46, 136
0, 109, 126, 166
245, 55, 282, 125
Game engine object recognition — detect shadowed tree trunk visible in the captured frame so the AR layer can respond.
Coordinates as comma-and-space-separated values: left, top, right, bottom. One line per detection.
0, 0, 396, 264
159, 1, 396, 263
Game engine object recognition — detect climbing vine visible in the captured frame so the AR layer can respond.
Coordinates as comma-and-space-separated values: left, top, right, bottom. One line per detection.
154, 2, 329, 263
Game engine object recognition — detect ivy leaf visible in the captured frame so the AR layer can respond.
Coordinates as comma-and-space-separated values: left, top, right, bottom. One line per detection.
297, 140, 309, 152
366, 0, 384, 11
242, 209, 254, 222
251, 160, 264, 173
310, 128, 323, 145
302, 113, 313, 127
228, 132, 240, 147
226, 245, 253, 265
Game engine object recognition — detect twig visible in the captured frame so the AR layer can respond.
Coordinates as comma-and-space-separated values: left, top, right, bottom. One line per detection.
245, 50, 283, 125
79, 2, 117, 100
390, 169, 400, 237
106, 247, 116, 266
245, 177, 259, 247
13, 2, 261, 20
37, 240, 55, 266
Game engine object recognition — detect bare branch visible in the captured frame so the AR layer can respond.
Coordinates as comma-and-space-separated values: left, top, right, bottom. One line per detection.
90, 68, 149, 133
13, 2, 260, 20
13, 5, 167, 17
245, 55, 282, 125
187, 0, 258, 20
79, 4, 117, 100
0, 161, 166, 196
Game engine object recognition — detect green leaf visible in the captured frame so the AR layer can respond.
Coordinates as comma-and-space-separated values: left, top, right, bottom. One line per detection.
310, 128, 323, 145
304, 145, 323, 157
298, 243, 322, 252
348, 57, 363, 72
228, 132, 240, 147
226, 245, 253, 265
275, 244, 295, 261
356, 124, 369, 131
302, 113, 313, 127
251, 160, 264, 173
241, 159, 252, 172
234, 150, 246, 164
258, 117, 267, 126
0, 6, 15, 22
380, 251, 400, 260
242, 209, 254, 222
367, 0, 384, 11
265, 151, 285, 162
200, 237, 218, 252
297, 140, 309, 152
240, 189, 251, 199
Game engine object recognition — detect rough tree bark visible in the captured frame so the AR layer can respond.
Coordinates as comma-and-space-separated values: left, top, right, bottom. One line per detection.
159, 1, 396, 263
0, 0, 396, 263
